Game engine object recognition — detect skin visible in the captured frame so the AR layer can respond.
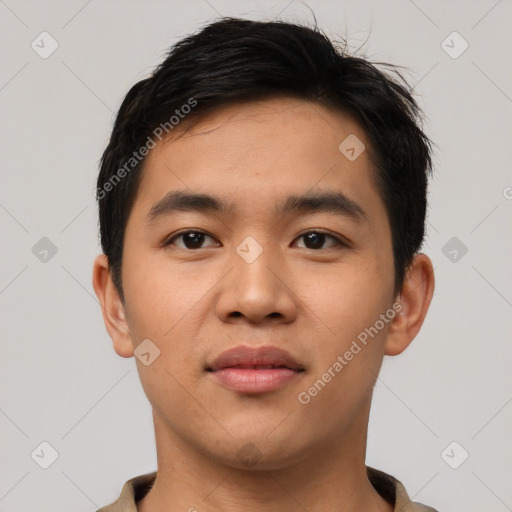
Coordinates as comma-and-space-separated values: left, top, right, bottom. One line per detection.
93, 97, 434, 512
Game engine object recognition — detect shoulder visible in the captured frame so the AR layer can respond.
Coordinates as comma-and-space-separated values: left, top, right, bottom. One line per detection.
367, 466, 439, 512
96, 471, 157, 512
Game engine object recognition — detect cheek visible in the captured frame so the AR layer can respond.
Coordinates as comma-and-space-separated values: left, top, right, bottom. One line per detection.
121, 248, 218, 399
296, 281, 392, 428
305, 257, 394, 337
122, 246, 203, 336
296, 256, 394, 410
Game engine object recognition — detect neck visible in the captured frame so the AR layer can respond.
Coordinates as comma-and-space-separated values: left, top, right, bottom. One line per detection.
137, 406, 392, 512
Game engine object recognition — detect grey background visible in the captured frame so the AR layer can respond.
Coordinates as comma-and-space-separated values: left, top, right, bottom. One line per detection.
1, 1, 511, 511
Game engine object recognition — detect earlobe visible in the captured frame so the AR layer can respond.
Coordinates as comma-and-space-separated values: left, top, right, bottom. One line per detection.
385, 253, 435, 356
92, 254, 134, 358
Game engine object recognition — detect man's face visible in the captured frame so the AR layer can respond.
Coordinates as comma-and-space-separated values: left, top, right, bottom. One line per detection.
120, 97, 396, 469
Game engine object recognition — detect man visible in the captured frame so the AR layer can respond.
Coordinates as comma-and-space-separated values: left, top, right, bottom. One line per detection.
93, 17, 437, 512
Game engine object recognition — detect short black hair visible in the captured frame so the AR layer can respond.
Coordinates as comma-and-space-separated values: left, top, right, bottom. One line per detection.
97, 17, 433, 300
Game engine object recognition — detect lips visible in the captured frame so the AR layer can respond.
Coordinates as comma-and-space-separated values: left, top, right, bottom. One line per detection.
208, 345, 304, 372
207, 345, 305, 394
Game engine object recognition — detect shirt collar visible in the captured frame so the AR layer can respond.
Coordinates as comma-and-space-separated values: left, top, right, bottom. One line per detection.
97, 467, 437, 512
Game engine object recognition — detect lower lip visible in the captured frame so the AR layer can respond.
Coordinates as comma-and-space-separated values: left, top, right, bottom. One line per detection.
210, 368, 302, 393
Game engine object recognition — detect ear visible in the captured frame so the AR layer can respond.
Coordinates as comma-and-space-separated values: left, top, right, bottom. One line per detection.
92, 254, 134, 358
385, 253, 435, 356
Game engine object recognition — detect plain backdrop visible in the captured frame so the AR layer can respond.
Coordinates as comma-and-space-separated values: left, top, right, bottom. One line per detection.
0, 1, 511, 511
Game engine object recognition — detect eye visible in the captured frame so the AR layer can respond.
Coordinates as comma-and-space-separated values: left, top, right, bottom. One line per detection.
293, 230, 347, 250
164, 230, 220, 250
164, 229, 348, 251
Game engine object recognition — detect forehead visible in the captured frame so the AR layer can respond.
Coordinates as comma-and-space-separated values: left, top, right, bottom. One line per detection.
132, 97, 386, 225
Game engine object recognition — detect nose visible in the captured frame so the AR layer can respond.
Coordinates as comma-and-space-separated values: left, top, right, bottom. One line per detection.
215, 242, 298, 325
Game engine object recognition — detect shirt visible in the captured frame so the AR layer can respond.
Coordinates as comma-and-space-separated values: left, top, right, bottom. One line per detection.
97, 466, 438, 511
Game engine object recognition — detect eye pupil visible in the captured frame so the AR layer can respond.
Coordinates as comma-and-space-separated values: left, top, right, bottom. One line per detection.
304, 232, 325, 249
184, 232, 205, 249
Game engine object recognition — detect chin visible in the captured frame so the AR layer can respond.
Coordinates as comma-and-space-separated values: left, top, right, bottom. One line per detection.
204, 431, 310, 472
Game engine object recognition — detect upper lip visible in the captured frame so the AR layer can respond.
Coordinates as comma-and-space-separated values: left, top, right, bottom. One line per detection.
207, 345, 304, 372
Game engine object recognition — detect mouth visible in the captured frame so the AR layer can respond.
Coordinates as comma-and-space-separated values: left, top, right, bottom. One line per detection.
206, 345, 305, 394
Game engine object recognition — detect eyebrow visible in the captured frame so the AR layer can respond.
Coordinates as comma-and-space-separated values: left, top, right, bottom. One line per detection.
146, 189, 367, 224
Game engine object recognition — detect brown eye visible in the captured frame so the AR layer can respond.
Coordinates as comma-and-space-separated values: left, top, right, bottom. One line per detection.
165, 231, 220, 250
294, 231, 346, 250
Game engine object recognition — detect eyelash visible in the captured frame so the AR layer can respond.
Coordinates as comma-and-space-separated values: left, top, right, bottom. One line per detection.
163, 229, 349, 251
